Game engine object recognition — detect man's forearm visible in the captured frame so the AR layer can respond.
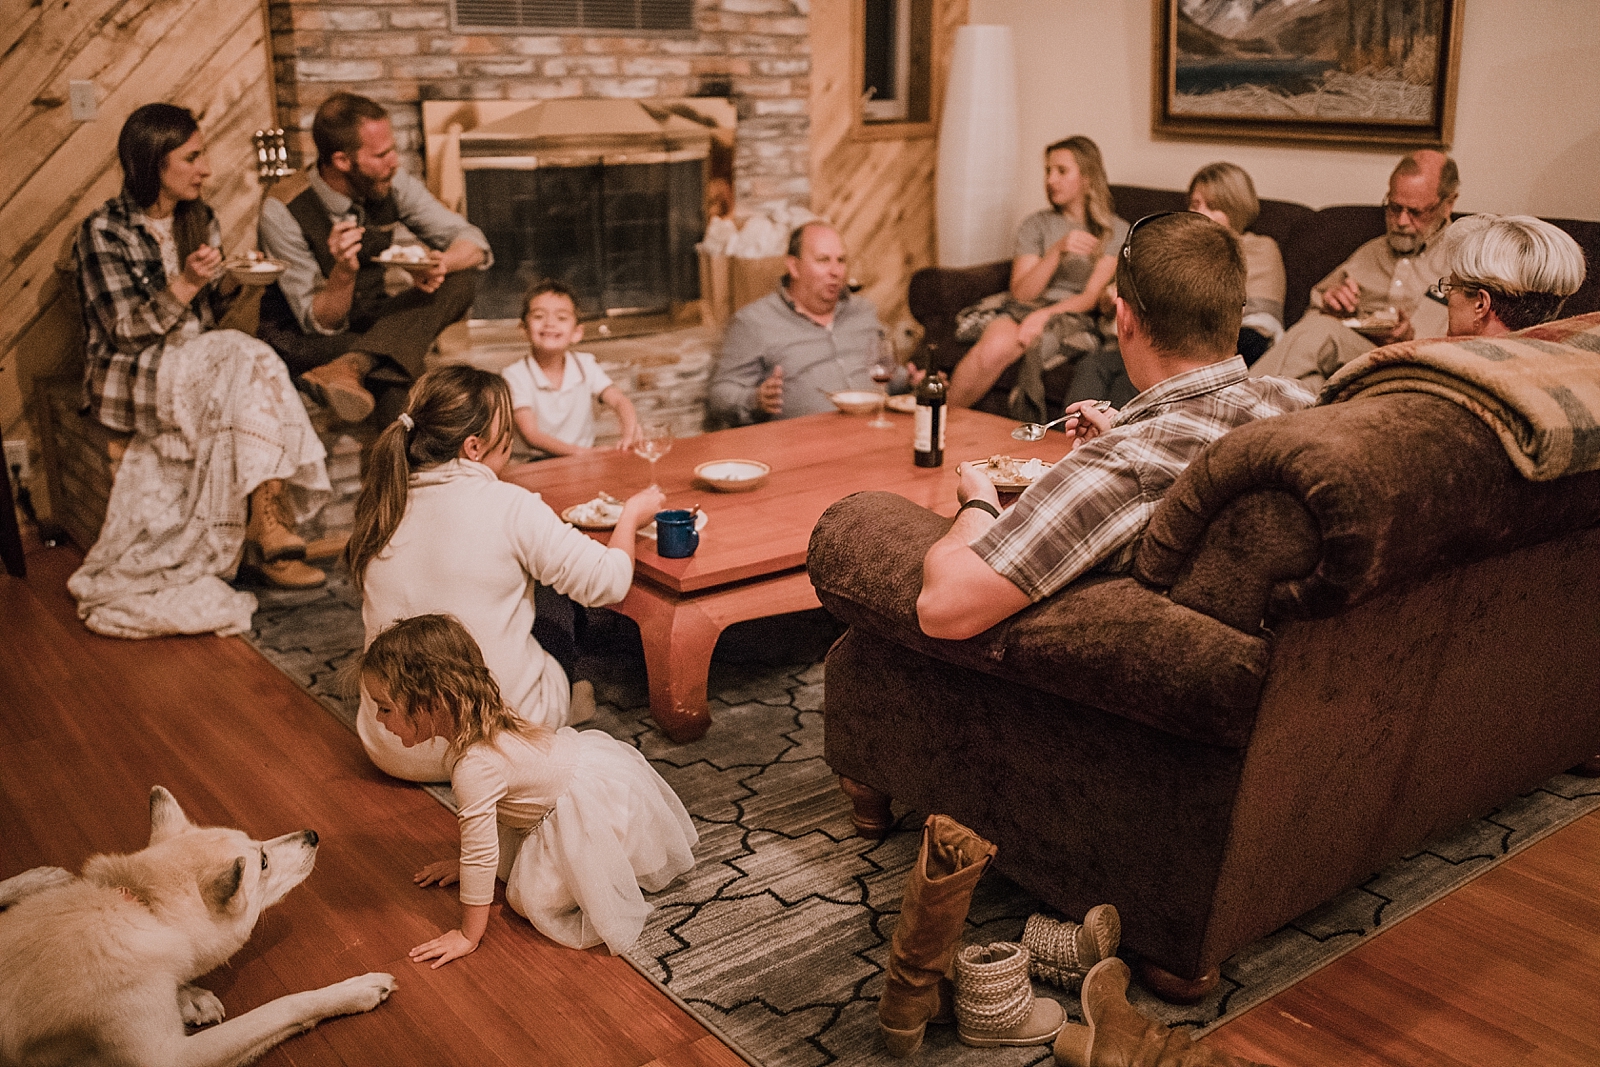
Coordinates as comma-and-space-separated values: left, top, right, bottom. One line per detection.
440, 237, 486, 273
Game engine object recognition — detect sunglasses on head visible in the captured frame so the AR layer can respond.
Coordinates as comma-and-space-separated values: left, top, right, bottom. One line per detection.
1119, 212, 1184, 317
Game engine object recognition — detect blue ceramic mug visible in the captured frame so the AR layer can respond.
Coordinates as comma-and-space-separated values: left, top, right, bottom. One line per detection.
655, 509, 699, 558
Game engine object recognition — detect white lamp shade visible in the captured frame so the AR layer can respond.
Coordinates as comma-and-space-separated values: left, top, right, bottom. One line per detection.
937, 25, 1020, 267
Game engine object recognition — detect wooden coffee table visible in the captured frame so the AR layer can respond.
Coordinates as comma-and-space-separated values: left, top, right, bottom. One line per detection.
500, 406, 1068, 741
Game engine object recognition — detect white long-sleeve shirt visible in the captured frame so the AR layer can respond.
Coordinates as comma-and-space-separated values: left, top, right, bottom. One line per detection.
357, 459, 633, 779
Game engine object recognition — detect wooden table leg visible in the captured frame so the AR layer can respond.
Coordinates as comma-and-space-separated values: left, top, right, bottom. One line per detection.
609, 571, 822, 742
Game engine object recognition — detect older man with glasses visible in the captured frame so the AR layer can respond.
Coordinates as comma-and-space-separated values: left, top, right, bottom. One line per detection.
1251, 150, 1459, 391
916, 212, 1314, 641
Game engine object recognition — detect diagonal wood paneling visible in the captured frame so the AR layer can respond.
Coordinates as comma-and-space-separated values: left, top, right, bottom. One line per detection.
0, 0, 276, 494
810, 0, 967, 347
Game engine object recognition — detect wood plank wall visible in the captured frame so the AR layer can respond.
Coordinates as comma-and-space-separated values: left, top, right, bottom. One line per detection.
809, 0, 968, 350
0, 0, 277, 514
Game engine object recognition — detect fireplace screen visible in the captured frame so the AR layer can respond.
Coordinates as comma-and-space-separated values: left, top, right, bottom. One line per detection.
465, 158, 704, 321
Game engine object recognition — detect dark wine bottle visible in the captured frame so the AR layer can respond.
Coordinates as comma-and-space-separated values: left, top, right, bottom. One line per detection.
913, 371, 947, 467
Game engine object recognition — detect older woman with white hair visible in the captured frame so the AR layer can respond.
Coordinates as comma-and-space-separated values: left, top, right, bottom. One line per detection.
1437, 214, 1587, 337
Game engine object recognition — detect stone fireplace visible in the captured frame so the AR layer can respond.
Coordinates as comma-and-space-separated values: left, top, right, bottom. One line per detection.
430, 97, 733, 322
265, 0, 811, 213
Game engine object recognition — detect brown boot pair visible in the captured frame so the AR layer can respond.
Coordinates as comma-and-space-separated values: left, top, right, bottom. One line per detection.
1053, 958, 1275, 1067
300, 352, 377, 424
244, 479, 324, 589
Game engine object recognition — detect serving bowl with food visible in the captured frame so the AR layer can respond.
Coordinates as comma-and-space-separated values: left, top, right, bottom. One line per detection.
978, 454, 1054, 492
561, 493, 625, 530
376, 244, 441, 277
694, 459, 770, 492
223, 251, 287, 285
827, 390, 883, 416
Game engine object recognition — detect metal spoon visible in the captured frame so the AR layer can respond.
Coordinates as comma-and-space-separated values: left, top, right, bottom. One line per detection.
1012, 400, 1112, 441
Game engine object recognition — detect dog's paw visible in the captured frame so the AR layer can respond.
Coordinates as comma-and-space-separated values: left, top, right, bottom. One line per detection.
331, 972, 396, 1015
0, 867, 74, 910
178, 983, 227, 1028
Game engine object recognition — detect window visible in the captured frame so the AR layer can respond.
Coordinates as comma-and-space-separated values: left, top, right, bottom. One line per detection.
859, 0, 931, 126
453, 0, 694, 33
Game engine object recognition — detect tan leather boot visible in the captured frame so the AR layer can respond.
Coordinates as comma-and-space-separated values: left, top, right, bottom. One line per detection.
879, 814, 997, 1057
301, 352, 376, 424
246, 479, 306, 562
252, 557, 327, 590
1053, 959, 1276, 1067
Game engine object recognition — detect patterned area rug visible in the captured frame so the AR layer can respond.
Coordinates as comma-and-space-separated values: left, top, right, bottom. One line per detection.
247, 570, 1600, 1067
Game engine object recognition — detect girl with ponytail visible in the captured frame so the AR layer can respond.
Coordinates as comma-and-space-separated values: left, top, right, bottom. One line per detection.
347, 365, 663, 782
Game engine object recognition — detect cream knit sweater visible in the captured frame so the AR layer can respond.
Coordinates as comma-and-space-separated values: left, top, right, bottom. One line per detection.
357, 459, 633, 781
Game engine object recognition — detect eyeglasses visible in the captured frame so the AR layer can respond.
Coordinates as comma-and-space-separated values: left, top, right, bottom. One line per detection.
1383, 198, 1444, 222
1119, 212, 1183, 317
1427, 276, 1481, 301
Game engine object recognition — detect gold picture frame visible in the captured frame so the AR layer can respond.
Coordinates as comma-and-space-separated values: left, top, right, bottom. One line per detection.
1152, 0, 1465, 148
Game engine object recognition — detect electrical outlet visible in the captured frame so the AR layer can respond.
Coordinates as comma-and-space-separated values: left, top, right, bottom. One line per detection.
4, 439, 29, 484
69, 80, 97, 122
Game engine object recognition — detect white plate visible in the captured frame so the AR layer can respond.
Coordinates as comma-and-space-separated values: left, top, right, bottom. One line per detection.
885, 393, 917, 414
640, 511, 709, 540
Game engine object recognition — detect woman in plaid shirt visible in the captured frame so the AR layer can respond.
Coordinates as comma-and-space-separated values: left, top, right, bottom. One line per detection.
69, 103, 331, 637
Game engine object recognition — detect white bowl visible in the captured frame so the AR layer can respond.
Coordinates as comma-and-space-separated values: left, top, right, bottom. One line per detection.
694, 459, 770, 492
829, 390, 882, 416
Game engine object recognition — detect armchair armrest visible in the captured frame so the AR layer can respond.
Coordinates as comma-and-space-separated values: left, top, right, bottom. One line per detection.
807, 492, 1272, 748
907, 261, 1012, 375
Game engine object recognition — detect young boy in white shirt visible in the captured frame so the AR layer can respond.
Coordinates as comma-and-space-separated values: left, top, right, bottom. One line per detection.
502, 280, 640, 457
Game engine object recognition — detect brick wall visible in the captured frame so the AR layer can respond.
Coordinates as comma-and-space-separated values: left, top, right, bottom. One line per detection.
266, 0, 811, 210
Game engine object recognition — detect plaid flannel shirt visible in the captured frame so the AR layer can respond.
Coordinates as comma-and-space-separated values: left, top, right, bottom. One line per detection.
972, 356, 1315, 601
76, 193, 229, 436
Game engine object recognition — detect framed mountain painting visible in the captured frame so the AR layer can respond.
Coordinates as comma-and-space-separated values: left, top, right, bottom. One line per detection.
1153, 0, 1465, 146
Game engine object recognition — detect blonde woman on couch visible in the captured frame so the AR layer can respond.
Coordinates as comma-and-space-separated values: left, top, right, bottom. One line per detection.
947, 136, 1129, 412
1187, 162, 1286, 365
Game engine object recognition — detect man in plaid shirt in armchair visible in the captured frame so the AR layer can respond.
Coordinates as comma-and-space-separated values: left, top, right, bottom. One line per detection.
917, 211, 1315, 640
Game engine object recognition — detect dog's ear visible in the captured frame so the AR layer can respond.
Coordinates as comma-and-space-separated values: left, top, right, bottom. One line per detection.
205, 857, 246, 914
148, 786, 193, 845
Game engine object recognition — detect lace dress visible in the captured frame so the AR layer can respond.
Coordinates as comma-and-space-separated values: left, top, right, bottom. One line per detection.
68, 211, 329, 637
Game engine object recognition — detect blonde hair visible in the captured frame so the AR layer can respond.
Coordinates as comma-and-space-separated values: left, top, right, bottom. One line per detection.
1187, 161, 1260, 234
1045, 136, 1117, 241
345, 366, 514, 591
360, 614, 549, 757
1448, 214, 1587, 331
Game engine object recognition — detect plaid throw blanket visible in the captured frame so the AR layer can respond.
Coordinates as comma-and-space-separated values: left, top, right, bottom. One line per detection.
1319, 311, 1600, 481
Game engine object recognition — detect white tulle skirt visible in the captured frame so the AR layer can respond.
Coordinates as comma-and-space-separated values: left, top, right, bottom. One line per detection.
502, 729, 697, 955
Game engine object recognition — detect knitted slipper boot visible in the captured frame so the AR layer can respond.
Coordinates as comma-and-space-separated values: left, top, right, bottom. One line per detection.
954, 942, 1065, 1048
1022, 905, 1121, 989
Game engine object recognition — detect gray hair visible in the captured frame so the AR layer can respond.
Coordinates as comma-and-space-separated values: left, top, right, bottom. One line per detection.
1447, 215, 1587, 331
1450, 215, 1585, 297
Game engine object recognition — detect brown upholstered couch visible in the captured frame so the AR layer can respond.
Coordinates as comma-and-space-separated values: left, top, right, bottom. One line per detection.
807, 314, 1600, 992
911, 184, 1600, 415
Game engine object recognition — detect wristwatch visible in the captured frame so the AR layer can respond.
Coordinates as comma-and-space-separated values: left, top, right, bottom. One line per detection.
957, 499, 1000, 520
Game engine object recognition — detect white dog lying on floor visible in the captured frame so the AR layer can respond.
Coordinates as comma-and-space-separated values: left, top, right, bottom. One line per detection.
0, 786, 394, 1067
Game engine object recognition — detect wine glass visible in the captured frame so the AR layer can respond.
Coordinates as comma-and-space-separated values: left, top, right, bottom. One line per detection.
867, 334, 896, 429
634, 421, 674, 490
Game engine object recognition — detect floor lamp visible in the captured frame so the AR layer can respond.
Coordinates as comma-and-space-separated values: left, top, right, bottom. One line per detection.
936, 24, 1019, 267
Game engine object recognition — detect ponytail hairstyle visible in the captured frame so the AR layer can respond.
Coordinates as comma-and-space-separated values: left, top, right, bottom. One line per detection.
345, 365, 515, 590
117, 102, 210, 265
360, 614, 548, 757
1044, 135, 1117, 242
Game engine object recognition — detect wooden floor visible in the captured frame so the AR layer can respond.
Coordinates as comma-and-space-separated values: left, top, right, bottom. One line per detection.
4, 538, 1599, 1066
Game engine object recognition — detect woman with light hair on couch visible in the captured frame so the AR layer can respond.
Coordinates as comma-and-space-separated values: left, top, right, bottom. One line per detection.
1186, 162, 1286, 365
1437, 214, 1586, 337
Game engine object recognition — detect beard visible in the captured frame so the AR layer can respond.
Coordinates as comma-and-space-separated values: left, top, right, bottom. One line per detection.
346, 165, 387, 204
1386, 230, 1422, 254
